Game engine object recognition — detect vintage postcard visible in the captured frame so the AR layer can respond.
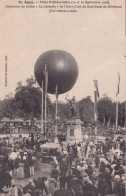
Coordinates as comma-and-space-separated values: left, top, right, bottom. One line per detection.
0, 0, 125, 195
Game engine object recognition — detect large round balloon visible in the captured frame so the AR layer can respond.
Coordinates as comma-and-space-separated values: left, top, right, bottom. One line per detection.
34, 50, 79, 95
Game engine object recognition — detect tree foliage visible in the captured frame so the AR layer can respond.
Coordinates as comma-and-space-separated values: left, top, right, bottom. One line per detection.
78, 96, 94, 124
0, 76, 54, 120
0, 94, 16, 120
97, 96, 125, 127
57, 101, 71, 122
97, 96, 115, 124
118, 102, 125, 127
0, 76, 125, 127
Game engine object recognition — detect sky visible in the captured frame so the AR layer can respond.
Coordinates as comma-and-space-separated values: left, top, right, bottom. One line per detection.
0, 0, 125, 103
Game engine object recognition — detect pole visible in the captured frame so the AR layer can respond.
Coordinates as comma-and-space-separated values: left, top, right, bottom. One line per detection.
10, 120, 11, 137
55, 84, 58, 143
44, 64, 48, 136
124, 56, 126, 128
115, 72, 120, 132
125, 101, 126, 128
94, 91, 98, 144
115, 95, 119, 132
44, 91, 46, 136
82, 129, 85, 158
41, 80, 44, 135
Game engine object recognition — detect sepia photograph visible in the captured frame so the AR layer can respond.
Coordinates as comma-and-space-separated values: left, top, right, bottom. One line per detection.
0, 0, 125, 195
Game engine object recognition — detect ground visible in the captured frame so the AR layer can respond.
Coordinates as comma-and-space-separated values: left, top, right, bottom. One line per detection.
0, 163, 118, 196
14, 163, 52, 186
0, 163, 52, 195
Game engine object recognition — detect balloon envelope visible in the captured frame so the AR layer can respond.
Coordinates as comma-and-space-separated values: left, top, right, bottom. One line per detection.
34, 50, 79, 95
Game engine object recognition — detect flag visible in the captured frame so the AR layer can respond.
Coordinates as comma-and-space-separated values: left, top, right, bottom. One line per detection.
116, 72, 120, 96
94, 91, 98, 121
94, 91, 98, 103
93, 80, 100, 97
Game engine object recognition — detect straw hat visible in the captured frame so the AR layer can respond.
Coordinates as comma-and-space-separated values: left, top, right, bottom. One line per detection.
121, 174, 126, 182
114, 175, 120, 181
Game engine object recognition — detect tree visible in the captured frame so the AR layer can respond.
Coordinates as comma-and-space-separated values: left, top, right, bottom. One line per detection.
14, 76, 54, 119
0, 75, 125, 129
14, 84, 41, 119
0, 94, 16, 120
78, 96, 94, 124
118, 102, 125, 127
97, 96, 115, 125
57, 101, 71, 122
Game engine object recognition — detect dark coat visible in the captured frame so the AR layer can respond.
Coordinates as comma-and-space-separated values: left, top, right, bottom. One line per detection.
54, 189, 74, 196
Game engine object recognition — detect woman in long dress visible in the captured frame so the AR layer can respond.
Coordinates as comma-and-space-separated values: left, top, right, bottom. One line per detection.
46, 177, 56, 196
24, 159, 30, 178
35, 152, 42, 171
17, 163, 24, 179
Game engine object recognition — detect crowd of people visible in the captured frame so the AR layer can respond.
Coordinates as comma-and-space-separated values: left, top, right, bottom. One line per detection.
53, 136, 125, 196
0, 130, 125, 196
0, 134, 48, 194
